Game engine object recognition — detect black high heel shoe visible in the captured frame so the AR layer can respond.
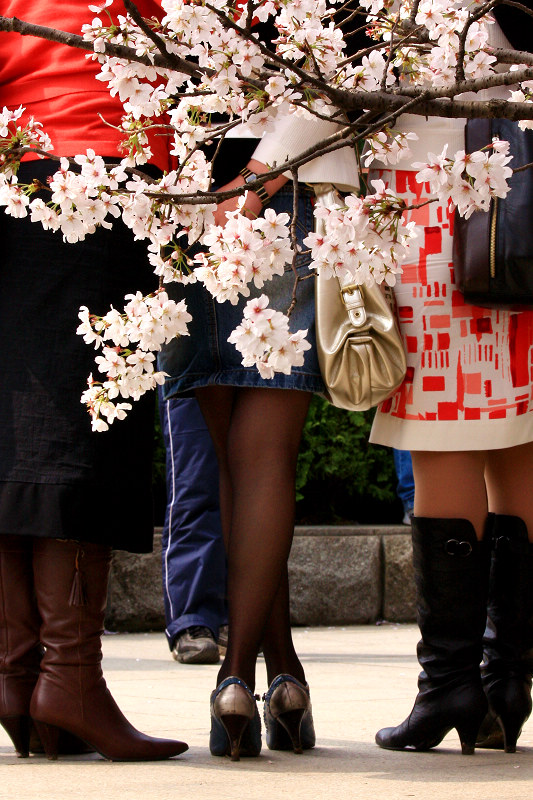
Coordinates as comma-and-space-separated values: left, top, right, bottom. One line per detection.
209, 677, 261, 761
263, 674, 315, 753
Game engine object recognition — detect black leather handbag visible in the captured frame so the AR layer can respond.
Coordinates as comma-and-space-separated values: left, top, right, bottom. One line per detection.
453, 117, 533, 307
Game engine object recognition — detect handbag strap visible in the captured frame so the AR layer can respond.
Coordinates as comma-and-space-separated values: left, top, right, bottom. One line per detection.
338, 281, 367, 328
313, 183, 368, 329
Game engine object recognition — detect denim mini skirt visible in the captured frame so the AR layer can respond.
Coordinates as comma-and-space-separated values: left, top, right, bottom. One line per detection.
159, 186, 325, 399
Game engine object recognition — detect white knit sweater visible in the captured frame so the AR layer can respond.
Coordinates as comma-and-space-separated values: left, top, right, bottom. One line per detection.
252, 112, 359, 191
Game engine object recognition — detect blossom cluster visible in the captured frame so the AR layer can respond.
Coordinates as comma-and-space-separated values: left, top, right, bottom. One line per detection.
413, 140, 513, 218
77, 290, 192, 430
304, 180, 418, 286
194, 199, 293, 304
509, 70, 533, 131
0, 151, 125, 238
362, 128, 418, 168
0, 147, 215, 251
228, 294, 311, 379
0, 105, 53, 177
363, 0, 496, 87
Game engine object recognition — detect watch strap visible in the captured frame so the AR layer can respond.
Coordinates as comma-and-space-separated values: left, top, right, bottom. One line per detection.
239, 167, 270, 207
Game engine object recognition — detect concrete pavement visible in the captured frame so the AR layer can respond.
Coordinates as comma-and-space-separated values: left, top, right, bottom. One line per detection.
1, 624, 532, 800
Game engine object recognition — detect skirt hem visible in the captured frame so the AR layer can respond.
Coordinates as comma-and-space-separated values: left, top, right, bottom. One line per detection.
162, 368, 325, 399
370, 412, 533, 451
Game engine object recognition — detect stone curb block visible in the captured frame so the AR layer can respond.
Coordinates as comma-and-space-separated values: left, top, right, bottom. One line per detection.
105, 525, 416, 631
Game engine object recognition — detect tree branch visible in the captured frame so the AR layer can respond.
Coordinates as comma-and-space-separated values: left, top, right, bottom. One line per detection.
287, 168, 301, 320
4, 6, 533, 132
455, 0, 502, 83
0, 14, 203, 79
121, 0, 182, 70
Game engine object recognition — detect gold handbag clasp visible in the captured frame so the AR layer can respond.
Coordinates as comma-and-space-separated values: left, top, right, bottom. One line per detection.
340, 284, 366, 327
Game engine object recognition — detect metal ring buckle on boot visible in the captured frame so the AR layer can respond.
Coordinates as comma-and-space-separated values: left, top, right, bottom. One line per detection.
444, 538, 473, 557
494, 535, 510, 551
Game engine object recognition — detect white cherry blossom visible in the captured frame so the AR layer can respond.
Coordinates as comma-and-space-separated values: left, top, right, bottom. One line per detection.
1, 1, 531, 426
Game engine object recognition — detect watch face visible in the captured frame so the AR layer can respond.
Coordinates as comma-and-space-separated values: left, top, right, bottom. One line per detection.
245, 173, 257, 183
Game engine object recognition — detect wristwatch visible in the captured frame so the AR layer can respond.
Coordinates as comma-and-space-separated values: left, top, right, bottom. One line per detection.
239, 167, 270, 208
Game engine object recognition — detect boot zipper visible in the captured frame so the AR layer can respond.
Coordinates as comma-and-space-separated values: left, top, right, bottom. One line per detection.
490, 197, 498, 279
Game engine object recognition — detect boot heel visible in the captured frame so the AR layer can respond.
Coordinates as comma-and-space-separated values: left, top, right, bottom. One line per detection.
498, 712, 525, 753
32, 720, 61, 760
457, 694, 489, 756
459, 739, 476, 756
0, 715, 31, 758
276, 708, 306, 754
457, 715, 485, 755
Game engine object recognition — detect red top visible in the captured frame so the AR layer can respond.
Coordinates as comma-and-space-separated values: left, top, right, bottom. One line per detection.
0, 0, 169, 169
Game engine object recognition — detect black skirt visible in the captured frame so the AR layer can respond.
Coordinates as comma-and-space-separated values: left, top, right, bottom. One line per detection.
0, 161, 157, 552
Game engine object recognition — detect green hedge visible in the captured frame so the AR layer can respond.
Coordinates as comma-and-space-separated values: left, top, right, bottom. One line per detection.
295, 397, 398, 523
153, 396, 400, 525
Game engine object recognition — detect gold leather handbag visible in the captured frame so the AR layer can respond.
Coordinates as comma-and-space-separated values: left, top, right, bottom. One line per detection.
314, 185, 407, 412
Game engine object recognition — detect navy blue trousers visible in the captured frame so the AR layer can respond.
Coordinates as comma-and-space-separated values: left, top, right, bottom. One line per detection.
393, 448, 415, 516
159, 396, 227, 649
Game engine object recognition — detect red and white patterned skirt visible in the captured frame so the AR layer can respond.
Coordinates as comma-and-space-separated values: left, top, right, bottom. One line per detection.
370, 170, 533, 451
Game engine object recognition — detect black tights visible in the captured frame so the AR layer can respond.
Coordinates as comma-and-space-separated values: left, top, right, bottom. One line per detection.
195, 385, 311, 691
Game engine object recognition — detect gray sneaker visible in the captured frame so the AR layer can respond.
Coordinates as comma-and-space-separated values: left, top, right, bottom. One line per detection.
172, 626, 220, 664
217, 624, 229, 655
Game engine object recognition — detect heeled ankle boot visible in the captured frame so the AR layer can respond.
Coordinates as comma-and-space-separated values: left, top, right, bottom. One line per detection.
375, 517, 491, 754
0, 535, 43, 757
30, 538, 188, 761
476, 515, 533, 753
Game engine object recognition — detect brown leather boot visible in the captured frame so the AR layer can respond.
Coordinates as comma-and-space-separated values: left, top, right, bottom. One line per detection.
0, 535, 95, 758
0, 535, 42, 757
30, 538, 188, 761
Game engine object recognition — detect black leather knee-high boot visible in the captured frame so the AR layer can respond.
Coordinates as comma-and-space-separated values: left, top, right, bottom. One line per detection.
375, 517, 491, 754
476, 515, 533, 753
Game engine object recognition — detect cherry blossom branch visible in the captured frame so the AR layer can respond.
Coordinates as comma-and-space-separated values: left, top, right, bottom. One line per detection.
409, 0, 422, 25
244, 0, 256, 32
512, 159, 533, 173
122, 0, 180, 68
494, 47, 533, 64
332, 85, 533, 120
455, 0, 501, 83
4, 12, 533, 123
287, 168, 301, 320
381, 15, 401, 92
396, 63, 533, 98
501, 1, 533, 18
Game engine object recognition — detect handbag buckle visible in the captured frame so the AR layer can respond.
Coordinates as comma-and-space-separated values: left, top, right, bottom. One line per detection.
340, 284, 366, 326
